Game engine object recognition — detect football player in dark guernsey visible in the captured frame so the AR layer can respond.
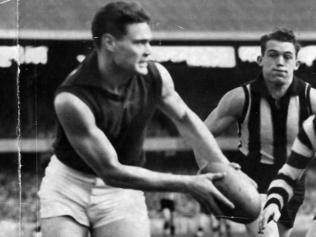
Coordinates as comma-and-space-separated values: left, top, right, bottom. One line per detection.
37, 2, 245, 237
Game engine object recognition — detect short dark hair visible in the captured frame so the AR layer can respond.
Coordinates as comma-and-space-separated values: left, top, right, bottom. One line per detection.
91, 1, 151, 48
260, 28, 301, 56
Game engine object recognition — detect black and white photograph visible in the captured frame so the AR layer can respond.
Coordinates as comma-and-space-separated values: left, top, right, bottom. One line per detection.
0, 0, 316, 236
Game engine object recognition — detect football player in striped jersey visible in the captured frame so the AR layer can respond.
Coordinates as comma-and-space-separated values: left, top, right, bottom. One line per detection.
202, 28, 316, 237
259, 115, 316, 237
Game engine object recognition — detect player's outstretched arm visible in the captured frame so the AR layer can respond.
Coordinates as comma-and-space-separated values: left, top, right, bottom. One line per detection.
54, 92, 234, 215
155, 63, 230, 167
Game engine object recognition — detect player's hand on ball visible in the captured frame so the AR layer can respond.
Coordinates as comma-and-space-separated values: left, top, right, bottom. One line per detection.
197, 162, 240, 173
197, 162, 261, 223
199, 162, 257, 190
188, 173, 234, 216
258, 203, 281, 234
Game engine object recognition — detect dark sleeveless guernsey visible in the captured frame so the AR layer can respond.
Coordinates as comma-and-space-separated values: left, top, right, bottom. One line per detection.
53, 51, 162, 174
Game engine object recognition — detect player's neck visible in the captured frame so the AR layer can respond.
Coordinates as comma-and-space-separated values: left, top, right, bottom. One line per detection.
265, 80, 292, 100
97, 53, 132, 93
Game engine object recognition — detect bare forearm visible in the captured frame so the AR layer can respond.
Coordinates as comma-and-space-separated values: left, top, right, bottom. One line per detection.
69, 125, 234, 212
102, 163, 192, 192
73, 134, 192, 192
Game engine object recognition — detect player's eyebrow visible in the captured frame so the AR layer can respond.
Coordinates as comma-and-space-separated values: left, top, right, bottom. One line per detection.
267, 49, 294, 55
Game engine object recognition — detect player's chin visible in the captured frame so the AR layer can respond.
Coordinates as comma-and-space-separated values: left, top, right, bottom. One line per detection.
269, 75, 289, 85
273, 77, 290, 86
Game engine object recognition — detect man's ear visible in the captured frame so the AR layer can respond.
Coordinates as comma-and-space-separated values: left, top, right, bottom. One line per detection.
256, 55, 263, 66
101, 33, 116, 51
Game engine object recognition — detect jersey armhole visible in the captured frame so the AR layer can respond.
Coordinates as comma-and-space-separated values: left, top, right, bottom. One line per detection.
147, 62, 163, 100
55, 87, 101, 123
306, 83, 312, 115
238, 85, 249, 124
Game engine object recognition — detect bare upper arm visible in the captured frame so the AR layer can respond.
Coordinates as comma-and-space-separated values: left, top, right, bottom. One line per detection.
155, 62, 246, 131
155, 63, 189, 120
54, 92, 118, 173
204, 87, 246, 136
54, 92, 97, 138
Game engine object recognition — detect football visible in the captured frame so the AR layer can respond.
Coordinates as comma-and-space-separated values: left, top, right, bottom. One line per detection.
200, 162, 261, 224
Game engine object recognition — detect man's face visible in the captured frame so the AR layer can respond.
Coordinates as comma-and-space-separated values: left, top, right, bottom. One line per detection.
111, 22, 152, 75
258, 40, 299, 87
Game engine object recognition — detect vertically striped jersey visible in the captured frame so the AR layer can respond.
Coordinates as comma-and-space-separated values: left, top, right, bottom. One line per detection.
265, 115, 316, 211
238, 74, 311, 170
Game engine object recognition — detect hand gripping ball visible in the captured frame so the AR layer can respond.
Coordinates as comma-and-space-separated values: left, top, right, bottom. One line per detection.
200, 162, 261, 224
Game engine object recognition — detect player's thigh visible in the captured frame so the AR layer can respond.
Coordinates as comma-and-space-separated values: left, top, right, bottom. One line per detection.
91, 217, 150, 237
41, 216, 89, 237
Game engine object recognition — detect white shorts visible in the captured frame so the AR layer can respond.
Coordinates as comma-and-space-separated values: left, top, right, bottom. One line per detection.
38, 156, 149, 229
